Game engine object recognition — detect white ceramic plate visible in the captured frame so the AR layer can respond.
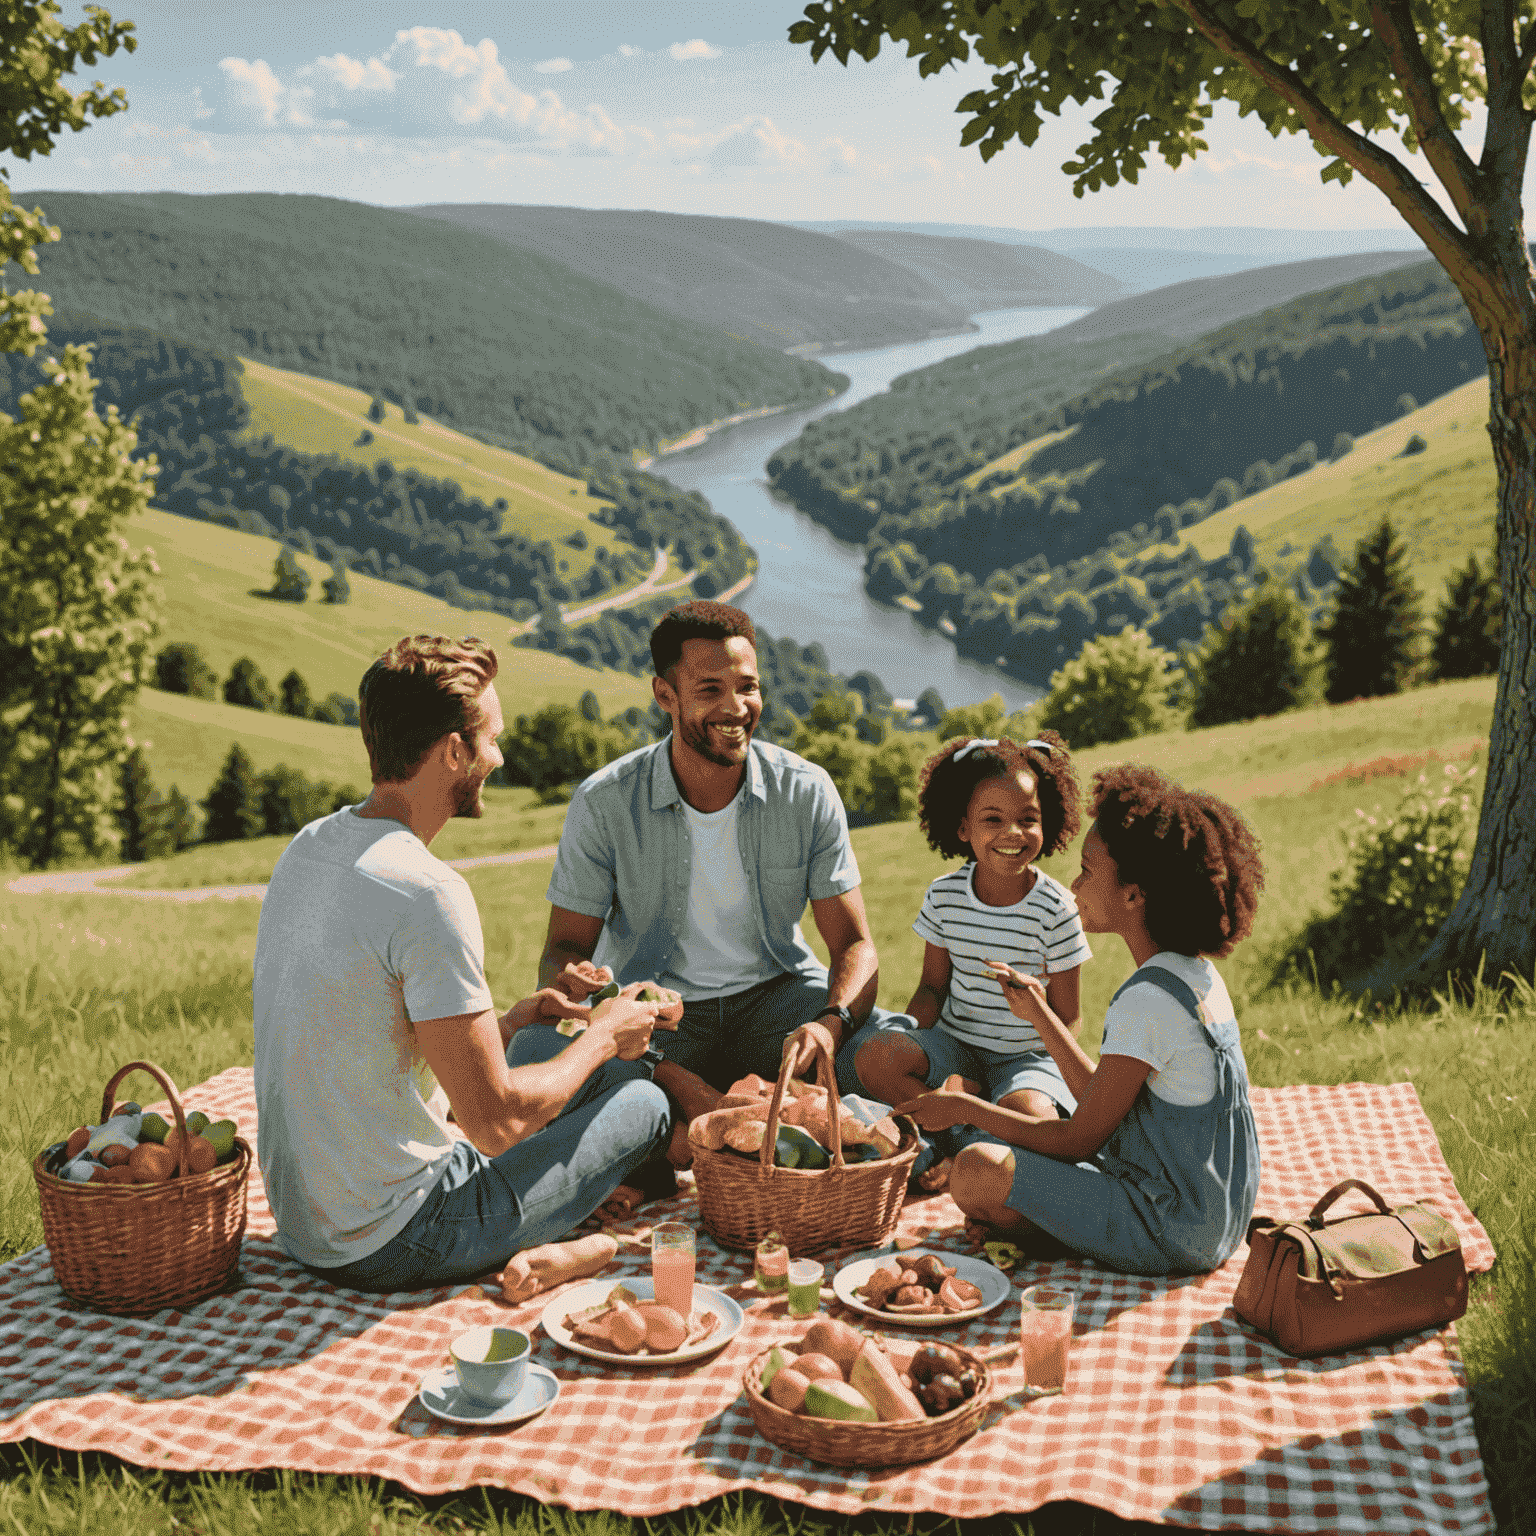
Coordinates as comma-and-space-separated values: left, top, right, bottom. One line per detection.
541, 1277, 744, 1364
417, 1363, 560, 1426
832, 1249, 1012, 1327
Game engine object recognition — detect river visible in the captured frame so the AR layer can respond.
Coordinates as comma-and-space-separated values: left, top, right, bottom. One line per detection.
655, 306, 1089, 712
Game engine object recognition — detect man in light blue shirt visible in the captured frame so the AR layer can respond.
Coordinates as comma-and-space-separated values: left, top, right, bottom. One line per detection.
539, 602, 907, 1170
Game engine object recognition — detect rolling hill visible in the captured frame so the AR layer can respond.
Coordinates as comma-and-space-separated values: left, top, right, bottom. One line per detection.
20, 191, 842, 464
407, 203, 977, 354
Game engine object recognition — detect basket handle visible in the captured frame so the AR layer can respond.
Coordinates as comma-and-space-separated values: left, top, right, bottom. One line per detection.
758, 1026, 846, 1173
101, 1060, 191, 1178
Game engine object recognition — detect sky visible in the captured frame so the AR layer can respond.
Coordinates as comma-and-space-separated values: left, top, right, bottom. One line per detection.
3, 0, 1500, 238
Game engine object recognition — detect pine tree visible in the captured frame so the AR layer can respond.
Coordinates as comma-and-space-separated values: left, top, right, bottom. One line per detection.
162, 784, 199, 851
1320, 518, 1423, 703
321, 563, 351, 604
1429, 553, 1502, 680
153, 641, 218, 698
1186, 582, 1321, 728
117, 746, 172, 861
279, 669, 312, 719
271, 546, 310, 602
202, 743, 263, 842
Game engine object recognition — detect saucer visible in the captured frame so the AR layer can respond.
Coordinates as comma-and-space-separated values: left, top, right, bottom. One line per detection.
417, 1363, 560, 1426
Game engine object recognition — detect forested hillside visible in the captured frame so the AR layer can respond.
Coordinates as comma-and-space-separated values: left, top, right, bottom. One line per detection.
409, 204, 975, 353
768, 260, 1487, 682
20, 192, 842, 468
0, 317, 753, 618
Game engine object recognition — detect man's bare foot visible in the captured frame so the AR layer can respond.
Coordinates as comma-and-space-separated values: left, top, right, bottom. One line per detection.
498, 1232, 618, 1303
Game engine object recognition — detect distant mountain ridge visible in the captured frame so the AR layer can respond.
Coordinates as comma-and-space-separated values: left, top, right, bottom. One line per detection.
407, 203, 978, 354
832, 229, 1122, 312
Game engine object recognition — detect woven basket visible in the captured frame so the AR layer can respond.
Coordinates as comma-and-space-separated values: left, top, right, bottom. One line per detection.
691, 1032, 920, 1254
742, 1342, 994, 1468
33, 1060, 250, 1315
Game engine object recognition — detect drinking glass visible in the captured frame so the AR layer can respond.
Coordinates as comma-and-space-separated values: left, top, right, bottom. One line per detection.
1020, 1284, 1074, 1397
651, 1221, 696, 1314
754, 1232, 789, 1293
786, 1258, 824, 1318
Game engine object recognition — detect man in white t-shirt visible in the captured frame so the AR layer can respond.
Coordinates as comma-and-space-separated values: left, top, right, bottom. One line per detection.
540, 602, 911, 1201
254, 635, 670, 1296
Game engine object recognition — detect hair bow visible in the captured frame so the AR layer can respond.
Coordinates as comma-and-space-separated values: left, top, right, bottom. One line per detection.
952, 738, 999, 762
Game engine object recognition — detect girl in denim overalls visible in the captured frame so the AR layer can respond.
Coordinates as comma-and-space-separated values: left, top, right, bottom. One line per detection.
896, 765, 1264, 1276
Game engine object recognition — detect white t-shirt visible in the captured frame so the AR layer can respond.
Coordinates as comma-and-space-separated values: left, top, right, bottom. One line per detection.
913, 864, 1092, 1052
253, 807, 494, 1268
661, 789, 777, 1000
1099, 952, 1230, 1105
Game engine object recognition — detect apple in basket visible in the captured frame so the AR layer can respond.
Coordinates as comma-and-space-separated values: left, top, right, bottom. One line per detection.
758, 1317, 981, 1421
53, 1105, 241, 1186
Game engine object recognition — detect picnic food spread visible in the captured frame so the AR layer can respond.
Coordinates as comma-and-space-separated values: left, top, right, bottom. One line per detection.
560, 1282, 722, 1356
54, 1104, 241, 1185
688, 1073, 904, 1168
854, 1253, 985, 1316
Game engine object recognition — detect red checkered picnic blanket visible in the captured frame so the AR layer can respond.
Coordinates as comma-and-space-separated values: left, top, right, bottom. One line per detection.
1, 1070, 1495, 1532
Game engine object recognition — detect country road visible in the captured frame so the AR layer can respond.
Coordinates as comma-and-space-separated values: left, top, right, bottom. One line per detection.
6, 843, 561, 903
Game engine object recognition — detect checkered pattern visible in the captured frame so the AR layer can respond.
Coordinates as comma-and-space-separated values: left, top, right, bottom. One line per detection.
0, 1070, 1495, 1531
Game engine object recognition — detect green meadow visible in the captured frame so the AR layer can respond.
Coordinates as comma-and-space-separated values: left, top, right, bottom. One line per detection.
124, 507, 656, 801
235, 357, 687, 590
4, 673, 1531, 1532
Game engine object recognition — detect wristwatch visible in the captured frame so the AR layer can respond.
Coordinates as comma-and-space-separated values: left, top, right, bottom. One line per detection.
816, 1004, 855, 1035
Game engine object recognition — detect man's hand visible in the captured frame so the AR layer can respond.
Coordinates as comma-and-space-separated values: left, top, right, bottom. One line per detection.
498, 985, 604, 1045
787, 1017, 839, 1077
584, 982, 663, 1061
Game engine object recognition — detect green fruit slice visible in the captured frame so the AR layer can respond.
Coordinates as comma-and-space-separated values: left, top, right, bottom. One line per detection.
760, 1344, 794, 1391
803, 1379, 878, 1422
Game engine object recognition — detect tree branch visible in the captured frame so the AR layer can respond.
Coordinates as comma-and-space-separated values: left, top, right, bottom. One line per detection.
1167, 0, 1473, 272
1482, 0, 1521, 100
1370, 0, 1482, 220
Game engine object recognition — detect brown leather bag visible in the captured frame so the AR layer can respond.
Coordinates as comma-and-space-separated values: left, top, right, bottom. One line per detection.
1232, 1178, 1467, 1357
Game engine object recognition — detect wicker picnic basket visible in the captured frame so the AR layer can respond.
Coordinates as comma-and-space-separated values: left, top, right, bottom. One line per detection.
742, 1341, 994, 1468
690, 1032, 920, 1254
32, 1060, 251, 1315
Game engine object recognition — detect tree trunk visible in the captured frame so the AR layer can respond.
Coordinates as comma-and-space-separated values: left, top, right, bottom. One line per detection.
1398, 233, 1536, 992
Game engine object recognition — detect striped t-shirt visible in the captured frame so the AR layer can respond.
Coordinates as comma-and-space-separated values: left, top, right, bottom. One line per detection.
912, 864, 1092, 1052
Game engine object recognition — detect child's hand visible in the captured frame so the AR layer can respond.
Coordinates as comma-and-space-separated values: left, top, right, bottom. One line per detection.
984, 959, 1050, 1026
893, 1080, 979, 1132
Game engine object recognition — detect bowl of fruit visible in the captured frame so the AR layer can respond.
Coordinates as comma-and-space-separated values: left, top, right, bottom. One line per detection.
32, 1060, 251, 1315
741, 1314, 991, 1467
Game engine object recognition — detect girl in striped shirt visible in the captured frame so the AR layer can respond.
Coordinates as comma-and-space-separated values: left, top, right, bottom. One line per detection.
856, 733, 1091, 1123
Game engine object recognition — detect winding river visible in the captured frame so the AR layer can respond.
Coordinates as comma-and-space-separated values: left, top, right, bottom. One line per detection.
656, 306, 1089, 712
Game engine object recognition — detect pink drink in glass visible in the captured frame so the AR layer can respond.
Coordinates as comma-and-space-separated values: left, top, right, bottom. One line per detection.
1020, 1285, 1074, 1396
651, 1223, 696, 1314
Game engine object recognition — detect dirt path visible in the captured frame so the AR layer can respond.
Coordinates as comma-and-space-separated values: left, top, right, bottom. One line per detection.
6, 844, 561, 903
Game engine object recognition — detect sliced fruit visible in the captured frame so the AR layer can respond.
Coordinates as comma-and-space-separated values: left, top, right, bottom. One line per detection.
850, 1342, 926, 1422
760, 1343, 795, 1391
802, 1379, 878, 1423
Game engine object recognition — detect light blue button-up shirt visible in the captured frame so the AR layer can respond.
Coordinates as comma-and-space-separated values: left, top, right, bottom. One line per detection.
545, 738, 861, 989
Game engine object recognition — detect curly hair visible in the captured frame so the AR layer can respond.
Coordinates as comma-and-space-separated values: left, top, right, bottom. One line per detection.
649, 600, 757, 680
358, 635, 498, 784
1089, 764, 1265, 957
917, 732, 1081, 860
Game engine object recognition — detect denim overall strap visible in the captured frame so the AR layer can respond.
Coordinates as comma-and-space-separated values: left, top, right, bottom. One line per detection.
1097, 961, 1261, 1272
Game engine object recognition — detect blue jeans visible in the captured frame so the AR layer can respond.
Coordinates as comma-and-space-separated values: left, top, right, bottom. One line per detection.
657, 969, 913, 1096
308, 1026, 670, 1292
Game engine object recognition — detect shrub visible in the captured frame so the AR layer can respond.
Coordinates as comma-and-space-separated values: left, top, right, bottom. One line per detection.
367, 394, 386, 423
1184, 582, 1321, 728
117, 747, 175, 862
278, 669, 312, 719
224, 657, 275, 711
497, 704, 633, 794
1319, 517, 1422, 702
1036, 627, 1181, 749
311, 692, 360, 727
1429, 553, 1502, 679
258, 766, 360, 835
321, 564, 351, 604
1274, 759, 1481, 988
1396, 392, 1419, 416
153, 642, 218, 700
1329, 432, 1355, 460
1401, 432, 1428, 456
271, 547, 310, 602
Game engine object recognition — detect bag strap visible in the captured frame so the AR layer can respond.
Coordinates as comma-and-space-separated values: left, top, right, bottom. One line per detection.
1109, 964, 1205, 1022
1307, 1178, 1393, 1226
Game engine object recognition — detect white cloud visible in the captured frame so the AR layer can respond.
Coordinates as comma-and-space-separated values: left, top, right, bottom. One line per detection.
618, 44, 641, 58
394, 27, 527, 127
670, 39, 721, 61
826, 137, 858, 176
668, 115, 806, 170
217, 58, 294, 127
896, 154, 942, 183
533, 57, 573, 74
311, 53, 398, 92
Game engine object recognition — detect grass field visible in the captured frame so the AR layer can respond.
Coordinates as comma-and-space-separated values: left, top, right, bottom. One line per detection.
235, 358, 680, 591
1182, 375, 1497, 598
3, 675, 1530, 1532
123, 507, 656, 801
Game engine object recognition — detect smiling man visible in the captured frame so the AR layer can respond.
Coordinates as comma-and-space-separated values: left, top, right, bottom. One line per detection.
538, 602, 905, 1181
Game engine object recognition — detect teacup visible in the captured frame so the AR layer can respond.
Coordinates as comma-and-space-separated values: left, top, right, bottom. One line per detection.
449, 1325, 530, 1406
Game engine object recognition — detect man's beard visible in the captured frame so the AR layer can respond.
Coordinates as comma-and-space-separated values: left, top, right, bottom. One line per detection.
453, 769, 488, 819
681, 716, 751, 768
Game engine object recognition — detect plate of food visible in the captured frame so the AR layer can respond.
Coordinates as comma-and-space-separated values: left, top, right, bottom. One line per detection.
541, 1277, 744, 1363
832, 1249, 1011, 1326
